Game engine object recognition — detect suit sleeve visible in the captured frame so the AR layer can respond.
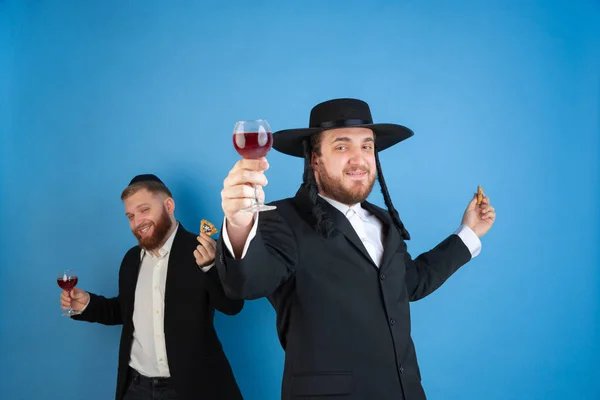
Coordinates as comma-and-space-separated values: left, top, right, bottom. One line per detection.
215, 209, 297, 300
70, 249, 139, 325
71, 293, 123, 325
404, 233, 472, 302
202, 266, 245, 315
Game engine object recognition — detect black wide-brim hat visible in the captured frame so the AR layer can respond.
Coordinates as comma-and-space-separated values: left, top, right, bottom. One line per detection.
272, 98, 414, 158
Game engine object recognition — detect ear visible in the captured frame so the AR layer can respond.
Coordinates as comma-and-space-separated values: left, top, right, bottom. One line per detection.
164, 197, 175, 215
311, 151, 319, 169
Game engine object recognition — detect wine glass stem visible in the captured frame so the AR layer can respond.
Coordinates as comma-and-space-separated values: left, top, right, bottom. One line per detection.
253, 184, 259, 205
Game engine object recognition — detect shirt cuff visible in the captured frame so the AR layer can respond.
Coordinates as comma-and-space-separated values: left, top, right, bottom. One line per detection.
221, 214, 259, 259
200, 261, 214, 272
454, 224, 482, 258
78, 295, 91, 313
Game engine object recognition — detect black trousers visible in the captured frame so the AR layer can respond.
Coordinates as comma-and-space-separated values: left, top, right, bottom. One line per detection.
123, 368, 178, 400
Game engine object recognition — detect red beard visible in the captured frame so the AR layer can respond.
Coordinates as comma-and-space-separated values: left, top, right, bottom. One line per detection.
132, 207, 173, 251
317, 165, 376, 205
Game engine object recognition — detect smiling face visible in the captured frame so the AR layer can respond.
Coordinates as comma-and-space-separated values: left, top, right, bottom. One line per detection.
311, 127, 377, 205
123, 187, 175, 251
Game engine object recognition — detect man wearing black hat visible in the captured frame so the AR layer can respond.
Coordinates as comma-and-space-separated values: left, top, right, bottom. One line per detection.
59, 174, 244, 400
216, 98, 496, 399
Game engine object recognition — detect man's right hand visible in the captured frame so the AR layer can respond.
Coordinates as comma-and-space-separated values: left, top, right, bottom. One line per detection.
60, 288, 89, 312
221, 157, 269, 229
221, 157, 269, 256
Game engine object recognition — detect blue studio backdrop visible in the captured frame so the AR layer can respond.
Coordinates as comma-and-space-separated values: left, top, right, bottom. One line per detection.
1, 1, 598, 399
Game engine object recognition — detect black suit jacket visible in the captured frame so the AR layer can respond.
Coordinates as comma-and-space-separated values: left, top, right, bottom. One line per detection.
216, 186, 472, 400
73, 224, 244, 400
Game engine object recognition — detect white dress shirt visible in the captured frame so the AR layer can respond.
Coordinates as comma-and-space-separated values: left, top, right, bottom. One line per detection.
128, 223, 179, 377
222, 194, 482, 265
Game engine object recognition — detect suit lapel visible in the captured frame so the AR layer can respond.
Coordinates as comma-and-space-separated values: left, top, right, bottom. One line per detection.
163, 224, 187, 333
293, 187, 378, 269
122, 249, 143, 324
327, 202, 378, 268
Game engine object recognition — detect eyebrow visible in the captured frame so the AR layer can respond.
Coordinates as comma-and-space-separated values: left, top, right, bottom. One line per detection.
125, 203, 151, 216
331, 136, 374, 144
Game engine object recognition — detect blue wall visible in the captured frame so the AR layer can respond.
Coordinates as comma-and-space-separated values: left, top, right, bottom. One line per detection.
1, 1, 599, 399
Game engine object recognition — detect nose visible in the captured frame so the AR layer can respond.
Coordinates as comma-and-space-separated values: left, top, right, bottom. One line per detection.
348, 147, 364, 164
133, 216, 145, 229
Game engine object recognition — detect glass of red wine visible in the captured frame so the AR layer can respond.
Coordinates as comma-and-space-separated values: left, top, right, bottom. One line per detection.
57, 270, 82, 317
232, 119, 277, 212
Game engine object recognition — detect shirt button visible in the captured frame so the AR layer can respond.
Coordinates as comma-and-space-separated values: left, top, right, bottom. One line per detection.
154, 285, 158, 290
155, 310, 159, 315
380, 274, 386, 280
390, 318, 396, 326
400, 365, 404, 373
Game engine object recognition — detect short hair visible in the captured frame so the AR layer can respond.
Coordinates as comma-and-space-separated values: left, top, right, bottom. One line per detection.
120, 181, 173, 201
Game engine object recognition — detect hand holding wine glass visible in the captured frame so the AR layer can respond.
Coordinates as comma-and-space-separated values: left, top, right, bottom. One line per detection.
57, 270, 88, 316
221, 120, 275, 256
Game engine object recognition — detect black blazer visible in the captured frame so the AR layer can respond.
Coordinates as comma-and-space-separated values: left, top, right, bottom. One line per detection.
73, 224, 244, 400
216, 186, 472, 400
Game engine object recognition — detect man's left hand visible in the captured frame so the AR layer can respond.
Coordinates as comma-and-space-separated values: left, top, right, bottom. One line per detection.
462, 192, 496, 238
194, 233, 216, 267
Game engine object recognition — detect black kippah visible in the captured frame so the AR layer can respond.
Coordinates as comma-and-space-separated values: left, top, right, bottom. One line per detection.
128, 174, 164, 186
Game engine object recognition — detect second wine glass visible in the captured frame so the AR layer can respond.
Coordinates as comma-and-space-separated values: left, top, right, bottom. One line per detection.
57, 270, 82, 317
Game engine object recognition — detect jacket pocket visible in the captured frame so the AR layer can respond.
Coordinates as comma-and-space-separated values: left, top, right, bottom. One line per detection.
291, 372, 353, 397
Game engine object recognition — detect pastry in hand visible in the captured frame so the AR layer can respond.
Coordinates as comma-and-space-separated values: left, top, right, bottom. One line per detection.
200, 219, 218, 236
477, 185, 484, 205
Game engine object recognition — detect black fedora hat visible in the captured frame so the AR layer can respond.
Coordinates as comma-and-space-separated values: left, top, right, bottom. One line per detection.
272, 98, 414, 158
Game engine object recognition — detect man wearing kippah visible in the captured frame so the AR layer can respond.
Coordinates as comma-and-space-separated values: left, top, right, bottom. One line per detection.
59, 174, 244, 400
216, 98, 496, 399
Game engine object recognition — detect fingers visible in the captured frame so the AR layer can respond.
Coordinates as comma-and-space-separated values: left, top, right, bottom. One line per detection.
196, 233, 216, 251
230, 158, 269, 174
480, 205, 495, 214
469, 193, 478, 206
480, 205, 496, 220
222, 198, 254, 215
60, 290, 72, 309
465, 193, 478, 211
195, 233, 216, 264
220, 158, 269, 227
224, 169, 268, 189
224, 158, 269, 190
194, 244, 210, 265
221, 184, 256, 200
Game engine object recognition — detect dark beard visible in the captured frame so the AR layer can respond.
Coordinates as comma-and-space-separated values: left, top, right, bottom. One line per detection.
316, 164, 376, 205
132, 206, 173, 251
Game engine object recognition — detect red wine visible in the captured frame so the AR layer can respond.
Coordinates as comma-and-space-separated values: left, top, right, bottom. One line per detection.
233, 131, 273, 159
57, 277, 78, 291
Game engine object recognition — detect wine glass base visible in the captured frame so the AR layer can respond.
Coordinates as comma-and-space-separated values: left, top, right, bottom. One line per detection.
240, 204, 277, 212
62, 309, 82, 317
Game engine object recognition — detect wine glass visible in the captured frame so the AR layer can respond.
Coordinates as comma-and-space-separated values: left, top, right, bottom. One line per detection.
57, 270, 82, 317
232, 119, 277, 212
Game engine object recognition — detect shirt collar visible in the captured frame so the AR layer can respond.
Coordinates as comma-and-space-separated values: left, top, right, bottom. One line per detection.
140, 222, 179, 260
318, 194, 370, 222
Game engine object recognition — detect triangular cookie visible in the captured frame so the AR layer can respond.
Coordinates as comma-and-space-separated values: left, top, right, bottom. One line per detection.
477, 185, 484, 205
200, 219, 219, 236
